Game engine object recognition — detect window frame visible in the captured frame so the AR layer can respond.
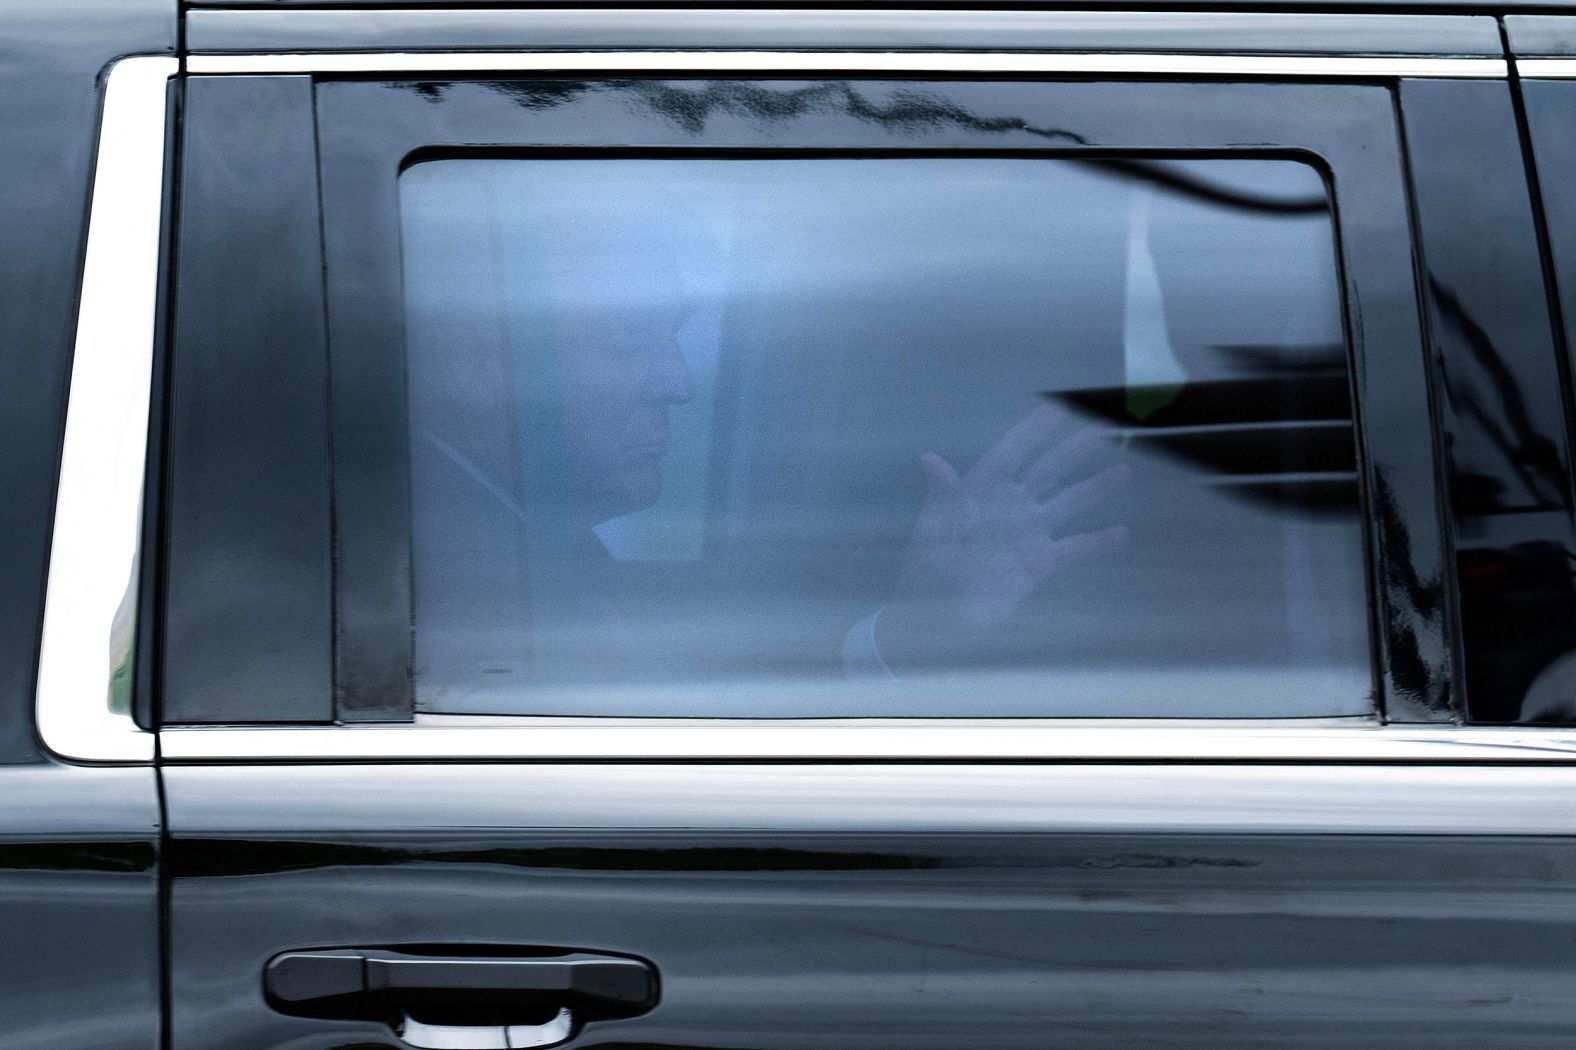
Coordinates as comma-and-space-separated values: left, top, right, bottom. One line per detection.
1394, 73, 1576, 725
54, 46, 1576, 763
308, 66, 1441, 728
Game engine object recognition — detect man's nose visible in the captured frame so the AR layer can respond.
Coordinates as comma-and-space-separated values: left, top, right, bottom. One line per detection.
647, 333, 696, 405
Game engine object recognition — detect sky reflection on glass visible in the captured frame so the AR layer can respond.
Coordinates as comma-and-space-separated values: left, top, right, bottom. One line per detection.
399, 156, 1370, 717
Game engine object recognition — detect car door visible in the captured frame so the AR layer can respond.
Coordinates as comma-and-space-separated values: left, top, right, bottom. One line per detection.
80, 8, 1576, 1048
0, 1, 174, 1047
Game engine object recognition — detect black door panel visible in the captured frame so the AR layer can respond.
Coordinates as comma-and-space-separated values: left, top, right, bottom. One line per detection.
0, 764, 161, 1050
166, 764, 1576, 1048
0, 1, 171, 1046
161, 64, 1562, 1050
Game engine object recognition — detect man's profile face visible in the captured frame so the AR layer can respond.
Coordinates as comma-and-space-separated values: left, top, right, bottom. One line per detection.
551, 239, 696, 525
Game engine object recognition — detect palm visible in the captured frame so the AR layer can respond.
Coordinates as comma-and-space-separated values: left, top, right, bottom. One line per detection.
895, 403, 1129, 632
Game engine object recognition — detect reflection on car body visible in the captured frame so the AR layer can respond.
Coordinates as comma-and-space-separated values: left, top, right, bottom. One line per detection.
10, 5, 1576, 1049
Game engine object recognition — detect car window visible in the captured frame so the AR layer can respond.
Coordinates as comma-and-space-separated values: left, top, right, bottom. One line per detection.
166, 74, 1445, 727
398, 154, 1371, 718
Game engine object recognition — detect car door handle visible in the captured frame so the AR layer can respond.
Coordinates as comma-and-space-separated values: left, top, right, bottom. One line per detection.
265, 948, 658, 1050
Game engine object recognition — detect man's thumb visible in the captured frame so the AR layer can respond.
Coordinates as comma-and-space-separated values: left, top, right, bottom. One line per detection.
920, 452, 961, 501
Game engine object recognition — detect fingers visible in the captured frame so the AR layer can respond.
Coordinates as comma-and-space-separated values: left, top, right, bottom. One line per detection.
913, 452, 966, 547
920, 451, 962, 500
1052, 524, 1131, 572
1040, 463, 1131, 533
1024, 523, 1130, 577
969, 403, 1065, 484
1019, 425, 1109, 500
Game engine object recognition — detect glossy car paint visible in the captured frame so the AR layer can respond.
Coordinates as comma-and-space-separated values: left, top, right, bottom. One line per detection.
0, 0, 173, 758
154, 39, 1554, 1049
12, 6, 1576, 1050
166, 763, 1576, 1048
1517, 66, 1576, 493
1398, 77, 1576, 722
182, 9, 1505, 58
0, 0, 171, 1047
0, 765, 162, 1049
1507, 13, 1576, 53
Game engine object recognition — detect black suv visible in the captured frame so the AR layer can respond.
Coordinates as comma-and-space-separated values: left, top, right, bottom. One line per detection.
11, 3, 1576, 1047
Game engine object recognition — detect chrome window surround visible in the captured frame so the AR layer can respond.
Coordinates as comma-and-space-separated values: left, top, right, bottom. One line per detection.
187, 51, 1508, 77
161, 720, 1576, 762
37, 55, 175, 764
49, 47, 1576, 765
1517, 59, 1576, 76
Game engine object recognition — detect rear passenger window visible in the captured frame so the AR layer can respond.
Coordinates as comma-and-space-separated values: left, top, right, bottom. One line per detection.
399, 154, 1369, 717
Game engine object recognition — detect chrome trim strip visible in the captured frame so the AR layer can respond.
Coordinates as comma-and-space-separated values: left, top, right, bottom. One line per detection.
1516, 58, 1576, 77
164, 763, 1576, 835
159, 723, 1576, 762
186, 50, 1509, 78
34, 56, 174, 764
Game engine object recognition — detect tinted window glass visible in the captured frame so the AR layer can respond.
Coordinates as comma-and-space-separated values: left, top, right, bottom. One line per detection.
399, 156, 1369, 717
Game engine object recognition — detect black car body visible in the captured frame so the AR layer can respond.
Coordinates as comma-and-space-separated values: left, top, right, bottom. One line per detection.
13, 2, 1576, 1047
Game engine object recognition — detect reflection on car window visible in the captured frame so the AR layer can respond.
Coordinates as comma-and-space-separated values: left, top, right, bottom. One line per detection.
398, 156, 1370, 717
